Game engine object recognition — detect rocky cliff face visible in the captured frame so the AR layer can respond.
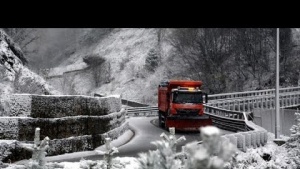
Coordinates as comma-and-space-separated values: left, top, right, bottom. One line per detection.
0, 29, 59, 96
0, 29, 60, 114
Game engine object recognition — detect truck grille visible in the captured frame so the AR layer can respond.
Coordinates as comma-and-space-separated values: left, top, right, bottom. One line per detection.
176, 109, 200, 115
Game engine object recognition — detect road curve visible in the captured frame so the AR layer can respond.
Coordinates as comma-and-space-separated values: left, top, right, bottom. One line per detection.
50, 116, 233, 162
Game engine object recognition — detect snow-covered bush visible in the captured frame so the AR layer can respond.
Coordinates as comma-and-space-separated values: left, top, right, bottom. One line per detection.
288, 112, 300, 142
184, 126, 237, 169
102, 138, 120, 169
138, 140, 182, 169
26, 128, 50, 169
283, 111, 300, 167
137, 126, 236, 169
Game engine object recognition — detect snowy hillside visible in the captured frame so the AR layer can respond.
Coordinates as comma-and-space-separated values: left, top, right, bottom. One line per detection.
47, 28, 173, 105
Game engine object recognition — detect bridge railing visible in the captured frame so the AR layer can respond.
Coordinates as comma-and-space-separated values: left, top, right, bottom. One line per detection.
208, 86, 300, 100
207, 92, 300, 112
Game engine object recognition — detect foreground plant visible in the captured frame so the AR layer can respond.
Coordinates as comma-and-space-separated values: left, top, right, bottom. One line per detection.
138, 126, 236, 169
27, 128, 50, 169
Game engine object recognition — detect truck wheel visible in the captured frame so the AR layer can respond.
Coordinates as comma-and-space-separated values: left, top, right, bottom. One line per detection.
164, 109, 170, 131
164, 120, 169, 131
158, 111, 163, 128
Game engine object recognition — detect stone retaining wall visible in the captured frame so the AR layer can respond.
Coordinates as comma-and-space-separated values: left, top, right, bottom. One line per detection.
0, 94, 127, 161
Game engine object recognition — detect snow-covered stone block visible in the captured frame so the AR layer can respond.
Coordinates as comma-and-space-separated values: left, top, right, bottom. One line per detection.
0, 117, 19, 139
225, 135, 237, 148
240, 132, 251, 148
259, 131, 266, 146
263, 131, 268, 144
1, 94, 32, 117
235, 134, 246, 152
30, 94, 122, 118
46, 121, 129, 156
92, 96, 122, 115
48, 135, 92, 156
249, 132, 257, 148
103, 122, 129, 141
0, 140, 17, 162
255, 131, 261, 147
1, 108, 126, 141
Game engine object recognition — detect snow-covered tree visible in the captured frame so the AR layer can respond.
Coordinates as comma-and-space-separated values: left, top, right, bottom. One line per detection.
284, 111, 300, 167
145, 48, 160, 72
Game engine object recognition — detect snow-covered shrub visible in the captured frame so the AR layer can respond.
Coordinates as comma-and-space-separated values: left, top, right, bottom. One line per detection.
103, 138, 119, 169
137, 128, 186, 169
283, 111, 300, 167
288, 112, 300, 142
138, 140, 182, 169
160, 127, 186, 153
137, 126, 235, 169
184, 126, 237, 169
26, 128, 50, 169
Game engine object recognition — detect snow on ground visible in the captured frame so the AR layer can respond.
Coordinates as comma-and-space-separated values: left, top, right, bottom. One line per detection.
8, 125, 139, 169
15, 129, 134, 165
5, 122, 296, 169
226, 133, 292, 169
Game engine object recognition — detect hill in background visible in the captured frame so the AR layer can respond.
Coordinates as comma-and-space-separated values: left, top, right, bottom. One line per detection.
4, 28, 300, 105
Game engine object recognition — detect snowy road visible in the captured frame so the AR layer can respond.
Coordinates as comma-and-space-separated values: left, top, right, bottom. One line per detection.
51, 116, 233, 162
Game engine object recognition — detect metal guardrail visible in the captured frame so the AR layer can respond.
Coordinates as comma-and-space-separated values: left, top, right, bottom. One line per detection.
204, 104, 249, 132
126, 106, 158, 117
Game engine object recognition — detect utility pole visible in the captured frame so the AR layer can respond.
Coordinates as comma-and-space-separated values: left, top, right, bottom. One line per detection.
275, 28, 280, 139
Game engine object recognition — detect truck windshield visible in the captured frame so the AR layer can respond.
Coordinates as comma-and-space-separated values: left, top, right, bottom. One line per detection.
172, 92, 203, 104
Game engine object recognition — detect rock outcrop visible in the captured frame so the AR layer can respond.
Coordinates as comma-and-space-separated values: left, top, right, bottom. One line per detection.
0, 29, 59, 96
0, 29, 60, 115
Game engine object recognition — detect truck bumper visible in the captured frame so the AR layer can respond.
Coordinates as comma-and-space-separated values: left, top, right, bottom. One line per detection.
166, 114, 212, 129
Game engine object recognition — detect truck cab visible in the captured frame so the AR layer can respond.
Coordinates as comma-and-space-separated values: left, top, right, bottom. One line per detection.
158, 80, 212, 130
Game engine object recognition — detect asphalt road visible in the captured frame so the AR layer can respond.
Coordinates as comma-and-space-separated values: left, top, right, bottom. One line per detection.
52, 116, 233, 162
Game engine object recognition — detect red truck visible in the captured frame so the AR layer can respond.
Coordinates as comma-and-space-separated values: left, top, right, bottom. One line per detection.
158, 80, 212, 130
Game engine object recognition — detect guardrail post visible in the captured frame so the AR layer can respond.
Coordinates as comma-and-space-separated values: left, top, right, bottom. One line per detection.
292, 94, 295, 105
227, 101, 230, 110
